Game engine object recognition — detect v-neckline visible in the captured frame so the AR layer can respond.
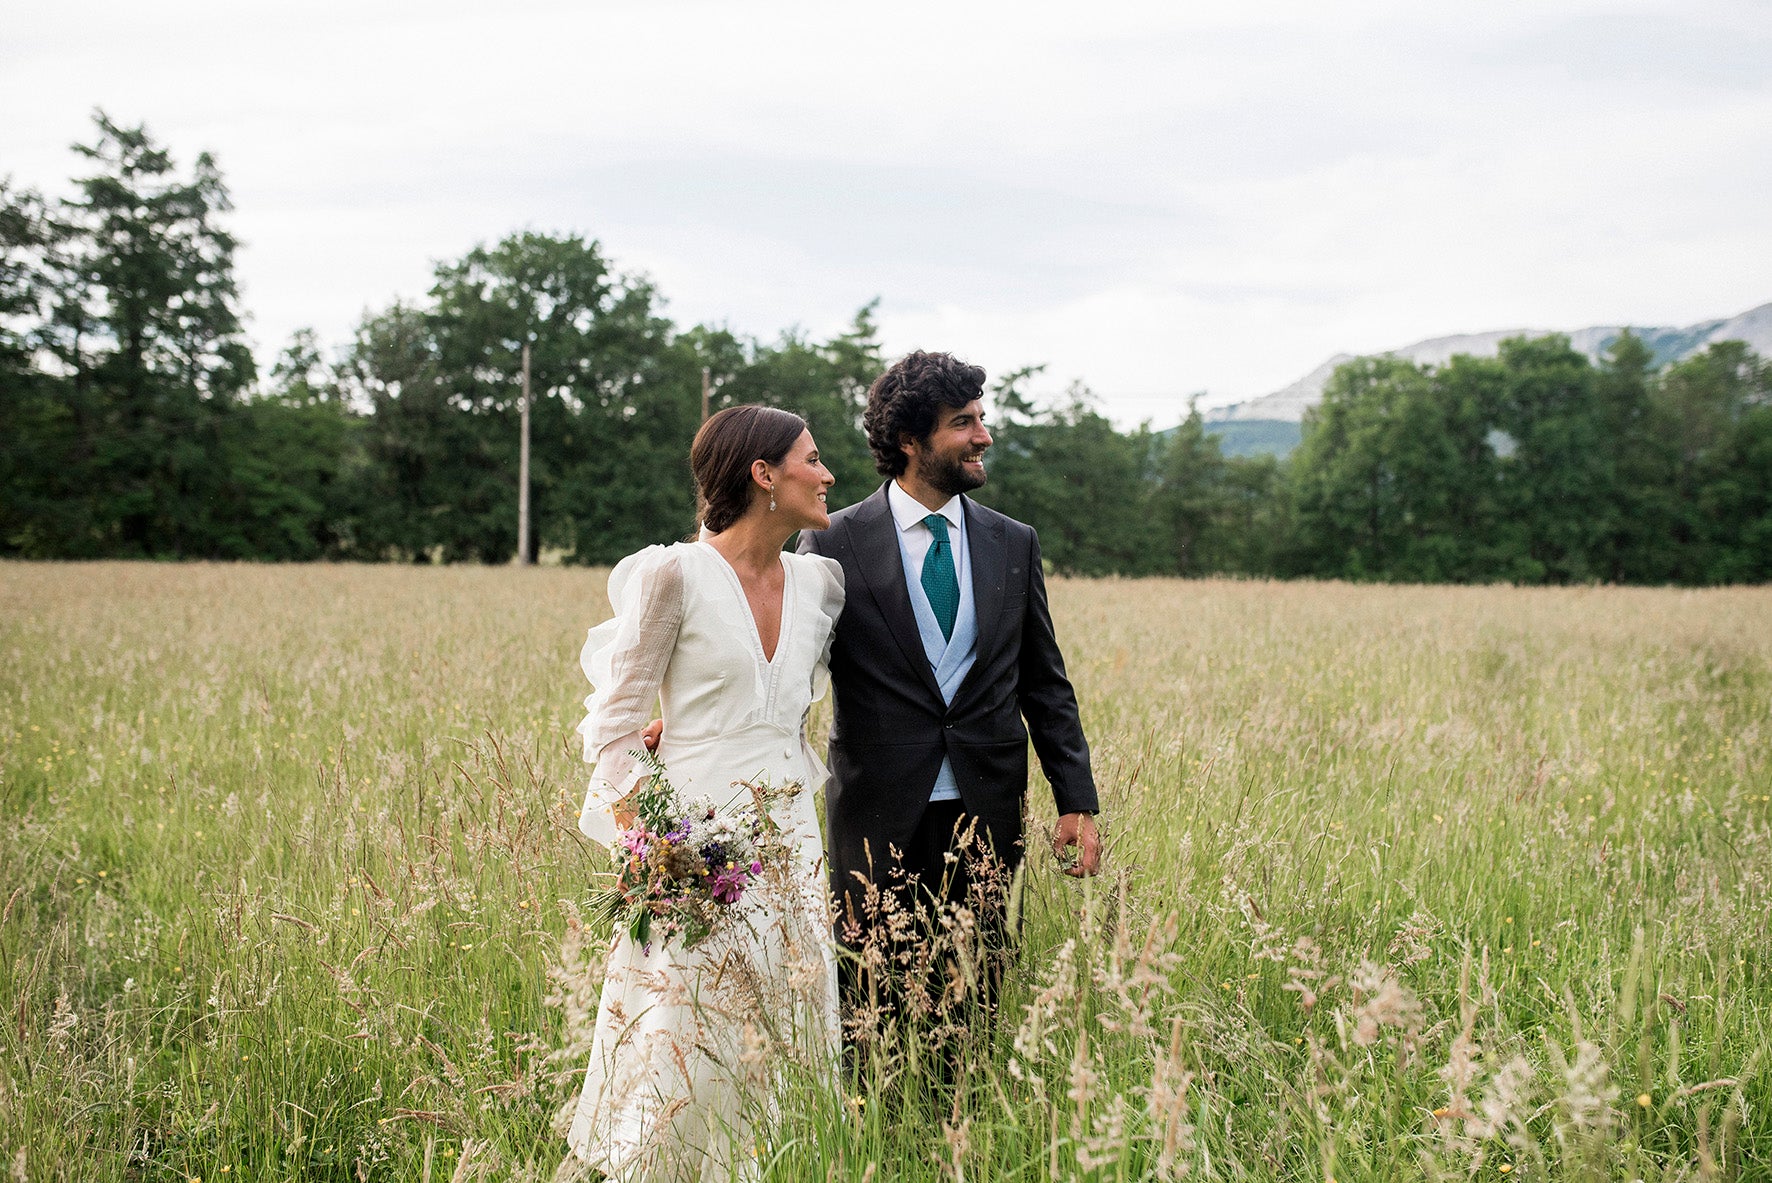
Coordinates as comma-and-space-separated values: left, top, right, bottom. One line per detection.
701, 542, 791, 667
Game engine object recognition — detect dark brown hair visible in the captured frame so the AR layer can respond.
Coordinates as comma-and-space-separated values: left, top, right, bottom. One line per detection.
690, 404, 808, 533
862, 350, 987, 476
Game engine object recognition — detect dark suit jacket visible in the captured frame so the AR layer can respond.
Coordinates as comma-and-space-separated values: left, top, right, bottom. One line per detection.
797, 482, 1096, 908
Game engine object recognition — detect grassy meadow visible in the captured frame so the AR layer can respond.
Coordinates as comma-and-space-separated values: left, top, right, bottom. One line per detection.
1, 562, 1768, 1181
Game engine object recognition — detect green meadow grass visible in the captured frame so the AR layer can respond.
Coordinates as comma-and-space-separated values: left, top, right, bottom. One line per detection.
1, 564, 1767, 1181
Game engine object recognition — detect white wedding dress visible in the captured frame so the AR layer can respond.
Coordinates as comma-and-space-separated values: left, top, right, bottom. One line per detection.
567, 541, 844, 1182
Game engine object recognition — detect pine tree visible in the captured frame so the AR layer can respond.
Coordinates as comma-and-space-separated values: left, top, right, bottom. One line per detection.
39, 111, 255, 556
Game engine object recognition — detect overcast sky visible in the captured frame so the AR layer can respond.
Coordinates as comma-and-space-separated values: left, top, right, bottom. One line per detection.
5, 0, 1769, 424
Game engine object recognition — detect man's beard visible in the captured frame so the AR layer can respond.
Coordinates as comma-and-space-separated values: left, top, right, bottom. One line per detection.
915, 446, 986, 497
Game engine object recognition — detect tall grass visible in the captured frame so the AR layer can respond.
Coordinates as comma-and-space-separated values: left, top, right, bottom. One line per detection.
1, 564, 1766, 1180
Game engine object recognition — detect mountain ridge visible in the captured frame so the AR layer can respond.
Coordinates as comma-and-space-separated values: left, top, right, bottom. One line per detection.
1207, 301, 1772, 425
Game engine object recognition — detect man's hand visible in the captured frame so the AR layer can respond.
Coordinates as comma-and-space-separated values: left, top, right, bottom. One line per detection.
642, 719, 662, 752
1052, 812, 1102, 878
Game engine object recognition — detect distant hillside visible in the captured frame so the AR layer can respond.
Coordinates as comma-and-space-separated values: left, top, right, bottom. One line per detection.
1205, 418, 1301, 458
1208, 301, 1772, 430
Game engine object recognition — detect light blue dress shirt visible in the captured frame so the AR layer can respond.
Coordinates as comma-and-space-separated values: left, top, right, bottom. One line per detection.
886, 481, 978, 803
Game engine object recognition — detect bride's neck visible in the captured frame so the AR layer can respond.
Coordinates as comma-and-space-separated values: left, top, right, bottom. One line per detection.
706, 518, 790, 576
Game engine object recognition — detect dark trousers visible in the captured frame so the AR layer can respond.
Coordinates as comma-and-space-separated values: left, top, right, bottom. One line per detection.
837, 800, 1017, 1056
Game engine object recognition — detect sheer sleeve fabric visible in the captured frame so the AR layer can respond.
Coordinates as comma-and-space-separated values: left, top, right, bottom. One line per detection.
575, 546, 684, 845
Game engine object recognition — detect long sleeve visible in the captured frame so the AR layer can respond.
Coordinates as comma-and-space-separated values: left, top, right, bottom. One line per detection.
1015, 530, 1098, 816
575, 547, 685, 845
806, 553, 844, 707
795, 551, 845, 793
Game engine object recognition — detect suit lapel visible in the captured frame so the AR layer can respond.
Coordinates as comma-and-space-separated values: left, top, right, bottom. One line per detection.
959, 496, 1006, 689
850, 483, 945, 703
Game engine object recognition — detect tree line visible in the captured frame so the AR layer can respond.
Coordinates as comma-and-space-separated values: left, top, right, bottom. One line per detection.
3, 114, 1768, 583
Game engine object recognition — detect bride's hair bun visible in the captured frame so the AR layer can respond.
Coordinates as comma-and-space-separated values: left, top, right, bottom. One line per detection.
692, 404, 808, 533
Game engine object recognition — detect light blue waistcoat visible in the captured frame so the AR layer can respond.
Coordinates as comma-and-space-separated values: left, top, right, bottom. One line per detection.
899, 526, 978, 803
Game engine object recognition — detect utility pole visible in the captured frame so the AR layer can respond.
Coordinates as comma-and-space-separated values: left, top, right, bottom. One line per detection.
518, 342, 532, 565
700, 366, 711, 424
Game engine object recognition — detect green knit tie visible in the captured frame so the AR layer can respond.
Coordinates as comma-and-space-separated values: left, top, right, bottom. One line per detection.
921, 514, 959, 641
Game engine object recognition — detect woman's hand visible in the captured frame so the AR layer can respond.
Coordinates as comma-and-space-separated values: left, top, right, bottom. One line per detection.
614, 722, 663, 829
612, 792, 639, 830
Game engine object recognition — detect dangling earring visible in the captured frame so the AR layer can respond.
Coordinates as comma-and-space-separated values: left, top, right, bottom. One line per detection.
767, 485, 777, 513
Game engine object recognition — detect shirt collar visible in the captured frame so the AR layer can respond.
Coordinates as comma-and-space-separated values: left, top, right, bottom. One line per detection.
887, 480, 964, 534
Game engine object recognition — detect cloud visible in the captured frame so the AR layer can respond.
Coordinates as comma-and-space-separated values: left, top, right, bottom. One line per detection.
3, 0, 1767, 425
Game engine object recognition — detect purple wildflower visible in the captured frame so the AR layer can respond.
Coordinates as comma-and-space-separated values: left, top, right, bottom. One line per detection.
709, 864, 751, 904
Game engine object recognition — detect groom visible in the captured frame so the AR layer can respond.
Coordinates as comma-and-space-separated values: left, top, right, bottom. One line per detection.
797, 350, 1100, 1004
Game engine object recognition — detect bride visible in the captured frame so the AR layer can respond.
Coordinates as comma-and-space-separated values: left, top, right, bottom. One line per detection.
566, 405, 843, 1181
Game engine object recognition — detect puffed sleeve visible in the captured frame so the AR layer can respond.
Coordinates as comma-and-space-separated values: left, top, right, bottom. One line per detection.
575, 546, 684, 846
804, 552, 845, 707
796, 552, 845, 790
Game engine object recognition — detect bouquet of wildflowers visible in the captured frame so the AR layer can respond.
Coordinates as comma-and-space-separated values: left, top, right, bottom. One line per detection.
587, 751, 799, 950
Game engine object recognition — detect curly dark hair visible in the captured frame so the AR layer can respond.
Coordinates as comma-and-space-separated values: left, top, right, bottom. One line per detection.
862, 351, 987, 477
690, 404, 807, 533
